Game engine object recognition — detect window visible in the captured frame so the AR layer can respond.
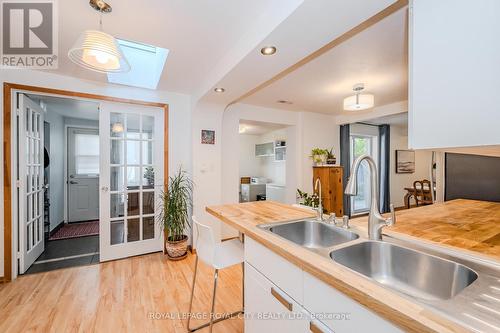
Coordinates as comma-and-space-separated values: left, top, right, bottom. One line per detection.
350, 134, 378, 215
107, 39, 169, 90
75, 133, 99, 175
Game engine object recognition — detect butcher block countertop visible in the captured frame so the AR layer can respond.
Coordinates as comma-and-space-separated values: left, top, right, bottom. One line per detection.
206, 200, 500, 333
383, 199, 500, 260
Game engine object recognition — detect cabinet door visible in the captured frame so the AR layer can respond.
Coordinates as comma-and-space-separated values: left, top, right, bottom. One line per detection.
409, 0, 500, 149
303, 272, 402, 333
245, 262, 309, 333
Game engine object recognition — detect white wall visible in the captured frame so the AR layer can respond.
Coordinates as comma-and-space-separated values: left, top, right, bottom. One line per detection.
390, 125, 433, 207
238, 134, 261, 177
0, 69, 192, 278
45, 110, 65, 231
299, 112, 339, 193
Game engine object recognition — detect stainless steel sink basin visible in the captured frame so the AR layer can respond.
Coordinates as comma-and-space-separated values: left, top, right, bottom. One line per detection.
266, 220, 359, 249
330, 241, 478, 301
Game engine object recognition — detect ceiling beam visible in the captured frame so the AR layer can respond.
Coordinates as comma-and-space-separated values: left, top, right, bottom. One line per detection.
229, 0, 408, 107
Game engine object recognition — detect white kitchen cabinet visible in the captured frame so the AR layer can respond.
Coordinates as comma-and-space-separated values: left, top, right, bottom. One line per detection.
409, 0, 500, 149
244, 236, 403, 333
245, 237, 303, 303
245, 262, 310, 333
303, 272, 402, 333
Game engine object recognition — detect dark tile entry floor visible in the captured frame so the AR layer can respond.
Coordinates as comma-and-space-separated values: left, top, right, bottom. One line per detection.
25, 235, 99, 275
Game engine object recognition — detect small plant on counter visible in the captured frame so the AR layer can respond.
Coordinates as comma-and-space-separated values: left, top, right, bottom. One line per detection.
310, 148, 328, 166
297, 189, 320, 208
326, 148, 336, 165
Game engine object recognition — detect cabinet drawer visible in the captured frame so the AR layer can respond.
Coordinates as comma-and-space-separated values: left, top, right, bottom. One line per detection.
245, 237, 303, 303
303, 272, 402, 333
245, 262, 309, 333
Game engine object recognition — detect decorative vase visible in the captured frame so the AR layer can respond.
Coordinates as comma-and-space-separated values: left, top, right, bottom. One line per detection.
326, 157, 336, 165
165, 234, 188, 260
313, 154, 327, 166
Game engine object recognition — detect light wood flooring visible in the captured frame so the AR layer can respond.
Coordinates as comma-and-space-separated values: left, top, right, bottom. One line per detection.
0, 252, 243, 333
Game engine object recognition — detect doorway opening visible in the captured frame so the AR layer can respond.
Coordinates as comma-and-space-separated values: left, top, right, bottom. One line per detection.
23, 94, 100, 274
238, 120, 289, 204
3, 84, 167, 281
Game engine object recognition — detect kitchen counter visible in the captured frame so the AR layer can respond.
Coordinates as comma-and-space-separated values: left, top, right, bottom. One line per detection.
207, 200, 500, 333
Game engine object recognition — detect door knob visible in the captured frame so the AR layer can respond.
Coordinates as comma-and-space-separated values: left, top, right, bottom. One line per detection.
69, 180, 78, 184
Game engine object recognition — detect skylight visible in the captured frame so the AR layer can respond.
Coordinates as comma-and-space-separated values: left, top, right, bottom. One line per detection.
107, 39, 169, 90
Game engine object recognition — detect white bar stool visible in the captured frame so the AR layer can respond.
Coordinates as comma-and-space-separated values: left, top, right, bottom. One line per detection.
187, 216, 244, 333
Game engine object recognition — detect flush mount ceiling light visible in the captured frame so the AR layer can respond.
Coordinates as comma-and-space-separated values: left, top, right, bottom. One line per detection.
68, 0, 130, 73
214, 87, 225, 93
343, 83, 374, 111
261, 46, 277, 56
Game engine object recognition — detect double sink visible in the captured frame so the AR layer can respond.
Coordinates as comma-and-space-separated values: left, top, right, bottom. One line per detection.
259, 219, 500, 330
260, 219, 478, 301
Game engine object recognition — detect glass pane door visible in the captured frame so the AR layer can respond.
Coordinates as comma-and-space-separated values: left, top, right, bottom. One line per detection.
18, 94, 45, 273
99, 102, 164, 261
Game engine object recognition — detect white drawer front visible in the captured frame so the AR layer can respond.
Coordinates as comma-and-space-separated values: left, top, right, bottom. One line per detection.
245, 237, 303, 303
303, 272, 403, 333
245, 262, 309, 333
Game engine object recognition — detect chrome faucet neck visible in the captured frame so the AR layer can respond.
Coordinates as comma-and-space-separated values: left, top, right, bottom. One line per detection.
314, 178, 323, 221
344, 155, 395, 240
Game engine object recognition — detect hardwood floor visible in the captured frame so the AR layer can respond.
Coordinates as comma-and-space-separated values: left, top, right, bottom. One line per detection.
0, 252, 243, 333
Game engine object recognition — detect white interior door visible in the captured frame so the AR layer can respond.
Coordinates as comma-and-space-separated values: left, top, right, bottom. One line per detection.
99, 102, 164, 262
18, 94, 45, 273
68, 128, 100, 222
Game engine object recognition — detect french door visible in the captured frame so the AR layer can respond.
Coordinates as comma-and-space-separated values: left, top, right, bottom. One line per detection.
99, 102, 164, 261
18, 94, 45, 273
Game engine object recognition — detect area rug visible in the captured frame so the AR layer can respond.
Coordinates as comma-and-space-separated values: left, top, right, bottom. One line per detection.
49, 221, 99, 240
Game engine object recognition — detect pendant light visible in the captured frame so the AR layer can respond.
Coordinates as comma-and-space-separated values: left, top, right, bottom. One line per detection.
68, 0, 130, 73
343, 83, 374, 111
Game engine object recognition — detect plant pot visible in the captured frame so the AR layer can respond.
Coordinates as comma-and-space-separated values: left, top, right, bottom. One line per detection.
326, 158, 336, 165
165, 234, 188, 260
312, 155, 327, 166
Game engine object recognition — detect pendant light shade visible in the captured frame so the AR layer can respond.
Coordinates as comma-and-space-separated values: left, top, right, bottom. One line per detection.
343, 83, 374, 111
68, 30, 130, 73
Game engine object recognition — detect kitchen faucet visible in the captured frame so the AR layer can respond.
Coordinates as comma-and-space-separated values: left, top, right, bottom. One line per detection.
314, 178, 323, 221
345, 155, 395, 240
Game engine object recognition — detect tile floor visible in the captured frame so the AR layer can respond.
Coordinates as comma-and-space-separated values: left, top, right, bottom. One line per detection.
25, 235, 99, 274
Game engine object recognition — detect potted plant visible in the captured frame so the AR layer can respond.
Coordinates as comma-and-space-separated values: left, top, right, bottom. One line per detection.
311, 148, 328, 166
297, 189, 320, 208
158, 168, 193, 260
326, 148, 336, 165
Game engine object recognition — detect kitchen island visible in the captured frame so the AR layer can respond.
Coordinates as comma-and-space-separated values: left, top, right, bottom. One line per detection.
207, 200, 500, 333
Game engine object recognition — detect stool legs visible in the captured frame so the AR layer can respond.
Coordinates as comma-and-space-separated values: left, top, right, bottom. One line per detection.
187, 255, 199, 331
187, 256, 243, 333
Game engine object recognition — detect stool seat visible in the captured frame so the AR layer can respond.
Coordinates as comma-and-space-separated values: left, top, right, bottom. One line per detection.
213, 239, 244, 269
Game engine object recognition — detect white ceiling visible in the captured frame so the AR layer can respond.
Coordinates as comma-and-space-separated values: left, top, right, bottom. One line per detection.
239, 120, 288, 135
364, 112, 408, 127
240, 7, 408, 115
50, 0, 288, 94
28, 94, 99, 120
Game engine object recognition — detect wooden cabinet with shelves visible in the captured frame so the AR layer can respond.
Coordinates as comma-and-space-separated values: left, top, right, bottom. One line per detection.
313, 166, 343, 216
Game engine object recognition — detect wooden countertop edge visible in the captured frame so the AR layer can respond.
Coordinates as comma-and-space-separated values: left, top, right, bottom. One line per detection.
207, 206, 470, 333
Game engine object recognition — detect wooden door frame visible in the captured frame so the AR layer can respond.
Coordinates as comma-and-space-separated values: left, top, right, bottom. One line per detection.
3, 82, 169, 282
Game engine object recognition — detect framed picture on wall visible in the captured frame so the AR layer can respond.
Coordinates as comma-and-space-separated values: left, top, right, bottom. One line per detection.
396, 150, 415, 173
201, 130, 215, 144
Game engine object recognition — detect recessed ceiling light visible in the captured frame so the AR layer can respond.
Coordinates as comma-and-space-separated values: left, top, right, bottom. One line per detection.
277, 100, 292, 105
214, 87, 225, 93
261, 46, 277, 56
